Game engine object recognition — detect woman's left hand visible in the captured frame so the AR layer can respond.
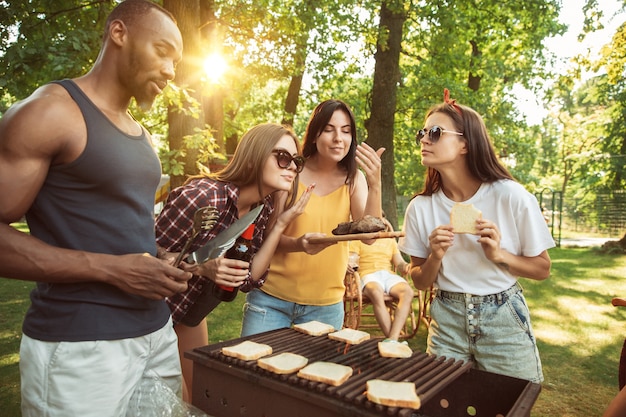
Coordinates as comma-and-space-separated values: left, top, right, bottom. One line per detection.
476, 219, 504, 263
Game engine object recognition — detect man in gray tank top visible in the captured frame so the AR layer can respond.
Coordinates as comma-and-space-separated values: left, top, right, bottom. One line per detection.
0, 1, 192, 415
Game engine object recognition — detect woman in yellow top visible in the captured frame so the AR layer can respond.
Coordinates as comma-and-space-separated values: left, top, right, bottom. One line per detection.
241, 99, 384, 336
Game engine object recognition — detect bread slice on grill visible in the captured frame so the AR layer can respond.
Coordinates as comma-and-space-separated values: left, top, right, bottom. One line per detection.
293, 320, 335, 336
257, 352, 308, 374
366, 379, 421, 409
450, 203, 482, 234
221, 340, 272, 361
327, 328, 370, 345
297, 361, 353, 386
377, 341, 413, 358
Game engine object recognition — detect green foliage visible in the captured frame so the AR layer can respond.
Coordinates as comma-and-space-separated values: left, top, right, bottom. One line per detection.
1, 0, 623, 220
0, 0, 114, 100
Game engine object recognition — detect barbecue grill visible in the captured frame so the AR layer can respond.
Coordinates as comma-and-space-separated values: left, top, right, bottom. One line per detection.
187, 328, 541, 417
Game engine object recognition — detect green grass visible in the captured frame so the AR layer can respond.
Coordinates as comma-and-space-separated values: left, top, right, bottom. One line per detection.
2, 247, 625, 416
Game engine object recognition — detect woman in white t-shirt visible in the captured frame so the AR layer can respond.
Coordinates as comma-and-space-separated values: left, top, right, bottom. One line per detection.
398, 89, 555, 383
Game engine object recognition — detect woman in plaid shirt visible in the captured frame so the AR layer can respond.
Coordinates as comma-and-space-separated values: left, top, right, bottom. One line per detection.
155, 123, 313, 401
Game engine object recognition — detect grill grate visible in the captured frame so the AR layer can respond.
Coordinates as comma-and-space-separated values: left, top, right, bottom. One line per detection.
188, 328, 541, 417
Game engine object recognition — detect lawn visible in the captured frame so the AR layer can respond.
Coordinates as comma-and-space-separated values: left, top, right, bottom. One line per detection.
1, 246, 625, 417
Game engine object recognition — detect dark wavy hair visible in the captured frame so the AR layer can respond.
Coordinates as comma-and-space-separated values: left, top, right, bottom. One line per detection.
418, 102, 513, 196
302, 99, 358, 185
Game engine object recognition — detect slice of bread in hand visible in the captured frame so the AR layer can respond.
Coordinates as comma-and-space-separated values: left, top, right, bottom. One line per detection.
366, 379, 421, 409
378, 341, 413, 358
450, 203, 482, 234
328, 328, 370, 345
297, 361, 353, 386
293, 320, 335, 336
221, 340, 272, 361
257, 352, 308, 375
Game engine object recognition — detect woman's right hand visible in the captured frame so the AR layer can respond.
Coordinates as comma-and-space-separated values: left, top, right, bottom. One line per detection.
300, 233, 336, 255
428, 225, 454, 260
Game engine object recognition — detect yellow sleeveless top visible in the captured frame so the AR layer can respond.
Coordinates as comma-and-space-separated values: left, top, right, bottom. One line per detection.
262, 182, 351, 305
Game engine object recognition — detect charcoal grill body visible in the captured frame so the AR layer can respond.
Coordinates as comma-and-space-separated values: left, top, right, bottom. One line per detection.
187, 328, 540, 417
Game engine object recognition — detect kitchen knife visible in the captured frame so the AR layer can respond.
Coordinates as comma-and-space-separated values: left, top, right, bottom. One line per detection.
191, 204, 264, 264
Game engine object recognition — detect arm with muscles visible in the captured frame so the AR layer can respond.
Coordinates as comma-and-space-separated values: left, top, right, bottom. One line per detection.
0, 88, 192, 300
407, 225, 454, 290
476, 219, 551, 280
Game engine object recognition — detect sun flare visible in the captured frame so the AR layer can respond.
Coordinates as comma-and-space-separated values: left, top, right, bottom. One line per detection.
203, 53, 228, 83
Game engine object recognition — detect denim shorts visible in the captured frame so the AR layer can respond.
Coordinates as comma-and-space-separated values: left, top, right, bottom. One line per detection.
240, 289, 344, 337
428, 282, 543, 383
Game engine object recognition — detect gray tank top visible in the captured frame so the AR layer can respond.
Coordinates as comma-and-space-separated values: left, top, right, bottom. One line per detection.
22, 79, 170, 342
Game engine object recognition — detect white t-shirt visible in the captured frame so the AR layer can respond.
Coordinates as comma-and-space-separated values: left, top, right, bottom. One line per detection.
398, 179, 555, 295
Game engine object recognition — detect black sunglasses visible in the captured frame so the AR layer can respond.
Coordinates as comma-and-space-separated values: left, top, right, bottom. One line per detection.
415, 125, 463, 145
272, 149, 305, 173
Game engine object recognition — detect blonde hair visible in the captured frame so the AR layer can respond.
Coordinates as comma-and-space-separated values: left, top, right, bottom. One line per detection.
189, 123, 301, 208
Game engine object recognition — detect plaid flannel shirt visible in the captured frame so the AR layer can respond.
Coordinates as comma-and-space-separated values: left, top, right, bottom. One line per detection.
155, 178, 273, 324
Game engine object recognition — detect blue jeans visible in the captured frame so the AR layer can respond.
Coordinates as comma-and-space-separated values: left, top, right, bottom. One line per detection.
240, 289, 344, 337
428, 282, 544, 383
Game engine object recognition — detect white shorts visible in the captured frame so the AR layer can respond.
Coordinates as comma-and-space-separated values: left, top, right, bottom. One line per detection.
360, 270, 407, 294
20, 318, 182, 417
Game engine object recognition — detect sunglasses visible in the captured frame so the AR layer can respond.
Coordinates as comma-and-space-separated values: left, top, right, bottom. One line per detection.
272, 149, 305, 173
415, 126, 463, 145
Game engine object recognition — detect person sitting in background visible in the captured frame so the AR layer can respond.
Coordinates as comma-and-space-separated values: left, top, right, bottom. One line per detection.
348, 214, 413, 342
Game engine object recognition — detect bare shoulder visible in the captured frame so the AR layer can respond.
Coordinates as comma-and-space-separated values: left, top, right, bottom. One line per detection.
1, 83, 85, 162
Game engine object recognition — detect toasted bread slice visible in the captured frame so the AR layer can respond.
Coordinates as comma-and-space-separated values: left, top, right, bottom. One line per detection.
257, 352, 308, 375
366, 379, 421, 409
297, 361, 353, 386
221, 340, 272, 361
377, 341, 413, 358
450, 203, 482, 234
328, 328, 370, 345
293, 320, 335, 336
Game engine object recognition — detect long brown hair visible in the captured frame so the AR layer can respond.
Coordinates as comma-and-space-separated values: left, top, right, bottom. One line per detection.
188, 123, 301, 208
302, 99, 358, 185
418, 102, 513, 196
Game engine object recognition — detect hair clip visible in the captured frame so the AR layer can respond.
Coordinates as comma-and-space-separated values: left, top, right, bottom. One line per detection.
443, 88, 462, 115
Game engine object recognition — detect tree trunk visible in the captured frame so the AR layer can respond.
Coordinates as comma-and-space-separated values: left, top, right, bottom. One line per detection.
366, 0, 407, 229
468, 40, 481, 92
281, 8, 311, 128
282, 72, 304, 127
163, 0, 204, 188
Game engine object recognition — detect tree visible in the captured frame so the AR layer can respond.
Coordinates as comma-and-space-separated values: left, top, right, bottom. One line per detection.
366, 0, 407, 229
0, 0, 112, 106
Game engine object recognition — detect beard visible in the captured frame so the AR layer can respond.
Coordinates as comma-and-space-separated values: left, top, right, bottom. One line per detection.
127, 45, 159, 111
